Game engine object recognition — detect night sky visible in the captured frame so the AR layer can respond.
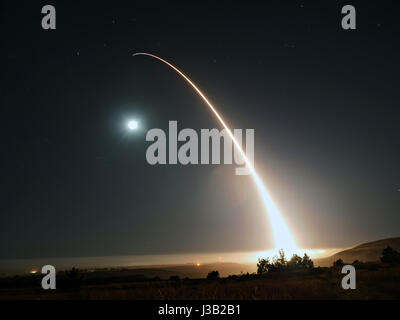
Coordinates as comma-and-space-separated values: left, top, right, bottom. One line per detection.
1, 1, 399, 260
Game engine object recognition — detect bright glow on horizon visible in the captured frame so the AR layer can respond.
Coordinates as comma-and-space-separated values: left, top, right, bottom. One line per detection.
6, 249, 343, 276
253, 248, 327, 261
133, 53, 299, 254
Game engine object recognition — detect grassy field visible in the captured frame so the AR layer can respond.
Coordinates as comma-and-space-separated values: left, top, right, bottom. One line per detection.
1, 263, 399, 300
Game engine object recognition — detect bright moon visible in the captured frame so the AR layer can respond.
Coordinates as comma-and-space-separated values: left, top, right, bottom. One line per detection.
127, 120, 139, 131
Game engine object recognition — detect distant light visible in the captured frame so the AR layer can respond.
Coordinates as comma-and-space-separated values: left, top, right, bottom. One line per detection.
127, 120, 139, 131
196, 263, 201, 267
30, 270, 38, 274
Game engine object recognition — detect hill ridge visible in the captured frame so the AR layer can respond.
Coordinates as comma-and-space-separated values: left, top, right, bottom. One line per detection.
315, 237, 400, 267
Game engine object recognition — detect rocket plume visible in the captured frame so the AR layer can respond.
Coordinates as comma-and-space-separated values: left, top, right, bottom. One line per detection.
133, 53, 298, 253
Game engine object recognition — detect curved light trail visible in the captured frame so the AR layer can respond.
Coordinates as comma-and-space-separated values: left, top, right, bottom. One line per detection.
133, 53, 298, 254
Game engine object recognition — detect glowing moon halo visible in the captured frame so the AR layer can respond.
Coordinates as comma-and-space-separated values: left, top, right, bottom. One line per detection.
127, 120, 139, 131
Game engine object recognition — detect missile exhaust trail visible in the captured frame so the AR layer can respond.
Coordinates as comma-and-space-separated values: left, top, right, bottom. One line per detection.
133, 52, 297, 252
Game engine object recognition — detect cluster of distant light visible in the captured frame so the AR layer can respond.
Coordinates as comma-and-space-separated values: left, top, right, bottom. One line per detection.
132, 53, 299, 255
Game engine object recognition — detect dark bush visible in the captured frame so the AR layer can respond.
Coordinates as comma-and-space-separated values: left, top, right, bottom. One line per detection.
169, 275, 180, 281
257, 250, 314, 274
206, 271, 220, 280
381, 246, 400, 265
333, 259, 344, 268
257, 258, 271, 274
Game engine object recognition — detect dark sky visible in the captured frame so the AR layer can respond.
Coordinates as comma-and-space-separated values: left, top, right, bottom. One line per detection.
1, 1, 399, 259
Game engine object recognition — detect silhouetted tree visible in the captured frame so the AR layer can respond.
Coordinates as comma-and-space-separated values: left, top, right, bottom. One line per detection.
333, 259, 344, 268
258, 250, 314, 273
301, 253, 314, 269
287, 253, 314, 269
381, 246, 400, 265
287, 254, 302, 269
257, 258, 271, 274
206, 270, 220, 280
275, 249, 287, 269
